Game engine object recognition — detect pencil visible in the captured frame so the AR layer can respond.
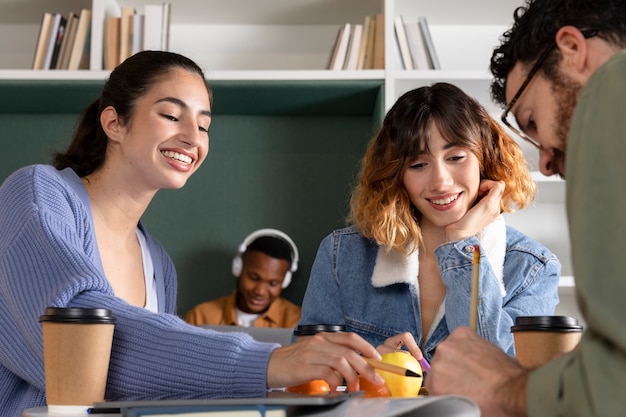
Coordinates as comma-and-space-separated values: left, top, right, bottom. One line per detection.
365, 358, 422, 378
469, 244, 480, 332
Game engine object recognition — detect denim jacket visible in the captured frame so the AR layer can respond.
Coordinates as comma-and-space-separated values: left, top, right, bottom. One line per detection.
298, 216, 561, 361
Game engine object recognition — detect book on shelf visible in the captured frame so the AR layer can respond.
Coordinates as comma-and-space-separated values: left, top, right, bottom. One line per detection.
343, 23, 363, 70
373, 12, 385, 69
30, 1, 171, 71
404, 19, 431, 70
132, 13, 145, 54
44, 13, 67, 70
356, 15, 371, 70
90, 0, 121, 70
119, 6, 135, 63
143, 3, 162, 50
394, 15, 413, 70
326, 13, 385, 70
104, 16, 121, 70
363, 16, 376, 69
68, 8, 92, 70
56, 12, 79, 69
143, 3, 171, 51
327, 22, 351, 70
161, 2, 172, 51
32, 12, 55, 70
418, 16, 441, 70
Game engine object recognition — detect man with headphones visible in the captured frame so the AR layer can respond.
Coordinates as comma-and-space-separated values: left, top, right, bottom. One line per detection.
185, 229, 302, 328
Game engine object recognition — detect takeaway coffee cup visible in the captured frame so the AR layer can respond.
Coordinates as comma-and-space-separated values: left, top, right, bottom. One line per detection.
39, 307, 116, 414
511, 315, 583, 369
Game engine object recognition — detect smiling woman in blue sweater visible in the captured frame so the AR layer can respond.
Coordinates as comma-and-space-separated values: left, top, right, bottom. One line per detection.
0, 51, 384, 417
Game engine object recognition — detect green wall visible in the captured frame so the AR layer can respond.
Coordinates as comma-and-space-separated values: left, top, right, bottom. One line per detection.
0, 79, 384, 316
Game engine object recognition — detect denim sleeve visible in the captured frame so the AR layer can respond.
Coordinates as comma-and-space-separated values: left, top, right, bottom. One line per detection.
298, 234, 347, 328
436, 236, 561, 356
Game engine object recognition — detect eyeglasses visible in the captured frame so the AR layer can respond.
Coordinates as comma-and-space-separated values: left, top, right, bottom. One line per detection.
501, 29, 599, 150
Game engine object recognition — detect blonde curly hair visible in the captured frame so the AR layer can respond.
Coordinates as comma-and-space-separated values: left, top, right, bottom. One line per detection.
348, 82, 536, 255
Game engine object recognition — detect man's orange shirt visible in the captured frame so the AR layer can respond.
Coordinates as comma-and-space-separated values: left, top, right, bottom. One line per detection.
185, 290, 302, 328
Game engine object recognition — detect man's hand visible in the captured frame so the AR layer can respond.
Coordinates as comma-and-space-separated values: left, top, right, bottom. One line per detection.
426, 327, 529, 417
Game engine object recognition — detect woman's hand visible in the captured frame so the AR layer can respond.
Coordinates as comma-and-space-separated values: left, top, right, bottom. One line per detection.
376, 332, 426, 363
445, 179, 504, 242
267, 332, 385, 392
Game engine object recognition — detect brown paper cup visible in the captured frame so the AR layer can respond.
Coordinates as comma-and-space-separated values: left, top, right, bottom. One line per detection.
40, 308, 116, 414
511, 316, 583, 369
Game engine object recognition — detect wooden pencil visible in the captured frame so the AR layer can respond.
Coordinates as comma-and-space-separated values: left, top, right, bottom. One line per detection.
469, 244, 481, 332
364, 358, 421, 378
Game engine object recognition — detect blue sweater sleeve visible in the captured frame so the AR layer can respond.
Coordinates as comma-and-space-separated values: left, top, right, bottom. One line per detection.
0, 166, 277, 416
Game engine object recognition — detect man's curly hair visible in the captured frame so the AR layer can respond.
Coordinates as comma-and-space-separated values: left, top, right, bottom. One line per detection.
490, 0, 626, 108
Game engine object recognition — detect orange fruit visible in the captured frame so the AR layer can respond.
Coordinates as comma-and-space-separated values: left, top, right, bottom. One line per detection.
285, 379, 331, 395
358, 375, 392, 397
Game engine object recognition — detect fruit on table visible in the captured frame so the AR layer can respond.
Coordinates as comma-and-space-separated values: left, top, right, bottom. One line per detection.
377, 351, 423, 397
285, 379, 330, 395
358, 375, 393, 397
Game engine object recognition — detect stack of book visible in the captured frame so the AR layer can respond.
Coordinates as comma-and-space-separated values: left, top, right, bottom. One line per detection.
393, 15, 440, 70
31, 0, 171, 71
327, 13, 385, 71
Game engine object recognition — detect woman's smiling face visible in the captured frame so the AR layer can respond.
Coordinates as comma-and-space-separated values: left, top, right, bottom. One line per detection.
402, 124, 481, 229
114, 68, 212, 191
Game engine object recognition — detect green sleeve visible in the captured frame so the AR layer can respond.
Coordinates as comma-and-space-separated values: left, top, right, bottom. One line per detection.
528, 51, 626, 416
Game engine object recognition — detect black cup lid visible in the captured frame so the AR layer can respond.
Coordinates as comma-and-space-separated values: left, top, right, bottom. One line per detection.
511, 315, 583, 332
39, 307, 116, 324
293, 324, 346, 336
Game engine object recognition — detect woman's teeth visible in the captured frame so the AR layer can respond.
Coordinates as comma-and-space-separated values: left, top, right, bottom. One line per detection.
162, 150, 192, 164
431, 194, 458, 205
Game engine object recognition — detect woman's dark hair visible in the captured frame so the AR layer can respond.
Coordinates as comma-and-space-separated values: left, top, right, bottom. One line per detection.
53, 50, 212, 177
490, 0, 626, 107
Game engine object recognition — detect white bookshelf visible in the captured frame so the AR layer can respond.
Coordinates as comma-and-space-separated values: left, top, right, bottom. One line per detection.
0, 0, 579, 318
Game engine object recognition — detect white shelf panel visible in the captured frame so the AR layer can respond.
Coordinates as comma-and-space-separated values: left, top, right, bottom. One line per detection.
532, 172, 565, 182
0, 69, 385, 81
0, 0, 383, 25
393, 0, 522, 25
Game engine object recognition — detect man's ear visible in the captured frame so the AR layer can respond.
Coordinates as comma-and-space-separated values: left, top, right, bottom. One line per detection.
100, 105, 124, 143
555, 26, 589, 81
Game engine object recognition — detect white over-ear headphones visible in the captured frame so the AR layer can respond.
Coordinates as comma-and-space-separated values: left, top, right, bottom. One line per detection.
231, 228, 299, 288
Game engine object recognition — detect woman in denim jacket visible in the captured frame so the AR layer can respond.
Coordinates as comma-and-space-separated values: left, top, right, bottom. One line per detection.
297, 82, 561, 363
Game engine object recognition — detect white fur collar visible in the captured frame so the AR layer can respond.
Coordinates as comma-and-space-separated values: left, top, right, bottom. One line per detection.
371, 215, 507, 297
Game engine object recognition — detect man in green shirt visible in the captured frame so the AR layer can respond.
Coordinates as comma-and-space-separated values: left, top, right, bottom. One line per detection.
425, 1, 626, 416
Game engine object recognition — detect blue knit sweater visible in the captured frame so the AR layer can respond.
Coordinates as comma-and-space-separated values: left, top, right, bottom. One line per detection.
0, 165, 277, 417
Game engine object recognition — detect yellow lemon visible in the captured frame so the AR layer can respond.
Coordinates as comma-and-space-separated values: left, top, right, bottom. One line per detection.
378, 351, 423, 397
